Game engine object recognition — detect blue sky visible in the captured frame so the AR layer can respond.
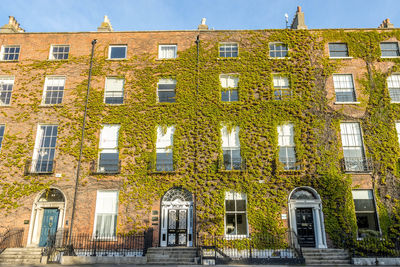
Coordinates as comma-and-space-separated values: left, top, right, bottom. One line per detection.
1, 0, 399, 32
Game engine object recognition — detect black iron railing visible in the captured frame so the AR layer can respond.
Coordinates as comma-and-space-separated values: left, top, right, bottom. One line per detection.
24, 159, 55, 175
90, 160, 121, 174
0, 227, 24, 253
43, 230, 153, 261
198, 231, 304, 264
340, 157, 373, 173
218, 158, 247, 171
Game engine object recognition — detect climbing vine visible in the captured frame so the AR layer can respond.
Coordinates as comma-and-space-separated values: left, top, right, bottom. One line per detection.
0, 29, 399, 245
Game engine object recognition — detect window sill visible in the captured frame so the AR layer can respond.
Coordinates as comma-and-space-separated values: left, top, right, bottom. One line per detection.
390, 101, 400, 104
156, 58, 177, 61
149, 170, 175, 174
268, 57, 290, 60
104, 103, 125, 106
47, 59, 69, 62
344, 171, 372, 175
224, 234, 249, 239
381, 56, 400, 59
334, 102, 360, 105
106, 58, 127, 61
217, 57, 240, 60
329, 56, 353, 59
0, 60, 19, 63
39, 104, 63, 107
0, 104, 11, 107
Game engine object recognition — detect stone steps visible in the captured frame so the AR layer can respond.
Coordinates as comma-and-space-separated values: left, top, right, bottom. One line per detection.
146, 247, 198, 264
302, 248, 350, 265
0, 248, 43, 265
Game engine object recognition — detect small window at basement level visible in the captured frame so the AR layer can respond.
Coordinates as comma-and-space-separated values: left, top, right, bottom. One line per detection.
49, 45, 70, 60
387, 74, 400, 102
104, 77, 124, 104
220, 74, 239, 102
1, 45, 20, 61
0, 76, 14, 106
329, 43, 349, 58
333, 74, 357, 103
157, 78, 176, 103
269, 42, 288, 58
42, 76, 65, 105
380, 42, 400, 57
352, 190, 380, 237
225, 191, 248, 236
158, 45, 177, 59
0, 124, 4, 152
219, 43, 238, 58
108, 45, 127, 59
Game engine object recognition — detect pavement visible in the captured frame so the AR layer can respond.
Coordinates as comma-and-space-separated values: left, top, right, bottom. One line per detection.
0, 264, 400, 267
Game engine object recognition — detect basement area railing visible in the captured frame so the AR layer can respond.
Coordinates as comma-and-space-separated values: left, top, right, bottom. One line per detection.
0, 227, 24, 254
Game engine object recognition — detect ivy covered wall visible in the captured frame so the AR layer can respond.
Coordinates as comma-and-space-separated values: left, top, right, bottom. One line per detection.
0, 29, 399, 245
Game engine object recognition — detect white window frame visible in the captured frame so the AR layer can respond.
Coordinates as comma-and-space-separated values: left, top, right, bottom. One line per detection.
49, 45, 70, 60
272, 74, 291, 100
41, 76, 66, 105
157, 78, 176, 103
333, 74, 358, 103
0, 45, 20, 61
352, 189, 381, 236
158, 44, 177, 59
93, 190, 119, 239
277, 123, 297, 170
219, 42, 239, 58
0, 76, 15, 106
98, 124, 120, 173
31, 124, 58, 173
328, 43, 351, 59
224, 191, 248, 237
380, 42, 400, 58
0, 124, 5, 152
269, 42, 289, 58
156, 126, 175, 171
221, 125, 241, 170
220, 74, 239, 102
387, 74, 400, 103
104, 77, 125, 105
108, 45, 127, 60
396, 122, 400, 145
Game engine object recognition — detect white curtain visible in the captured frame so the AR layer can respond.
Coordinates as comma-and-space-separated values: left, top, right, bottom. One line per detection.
221, 125, 240, 148
278, 123, 294, 146
340, 123, 362, 147
99, 125, 120, 150
105, 78, 124, 93
156, 126, 175, 152
220, 75, 239, 88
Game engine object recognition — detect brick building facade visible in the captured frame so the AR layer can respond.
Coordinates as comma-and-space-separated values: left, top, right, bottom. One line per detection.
0, 9, 399, 251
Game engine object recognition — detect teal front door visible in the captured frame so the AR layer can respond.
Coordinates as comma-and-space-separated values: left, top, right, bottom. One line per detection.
39, 208, 59, 247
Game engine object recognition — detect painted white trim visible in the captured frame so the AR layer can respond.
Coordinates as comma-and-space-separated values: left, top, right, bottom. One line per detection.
288, 186, 327, 249
27, 187, 66, 247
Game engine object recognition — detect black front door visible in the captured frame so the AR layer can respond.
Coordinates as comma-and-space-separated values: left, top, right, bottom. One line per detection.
296, 208, 315, 247
167, 209, 187, 246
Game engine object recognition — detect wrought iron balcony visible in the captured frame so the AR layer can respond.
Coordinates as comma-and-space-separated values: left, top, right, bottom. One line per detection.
24, 159, 55, 175
90, 160, 121, 174
340, 157, 373, 173
218, 157, 247, 171
148, 153, 174, 173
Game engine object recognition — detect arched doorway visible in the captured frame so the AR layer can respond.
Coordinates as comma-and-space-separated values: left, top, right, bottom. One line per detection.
288, 187, 327, 248
27, 188, 66, 247
160, 187, 193, 247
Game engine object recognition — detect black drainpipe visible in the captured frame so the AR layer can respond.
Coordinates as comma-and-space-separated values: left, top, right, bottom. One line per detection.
194, 34, 200, 247
69, 39, 97, 244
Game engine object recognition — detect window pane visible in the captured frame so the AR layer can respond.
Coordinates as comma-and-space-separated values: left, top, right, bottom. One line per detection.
356, 213, 378, 231
110, 46, 126, 59
226, 214, 236, 234
99, 152, 119, 173
236, 213, 247, 235
225, 200, 235, 211
156, 152, 173, 171
236, 200, 246, 211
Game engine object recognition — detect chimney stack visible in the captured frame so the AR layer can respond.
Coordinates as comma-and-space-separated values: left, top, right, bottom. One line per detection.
290, 6, 308, 30
0, 16, 25, 33
198, 18, 209, 30
378, 18, 394, 29
97, 15, 114, 32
